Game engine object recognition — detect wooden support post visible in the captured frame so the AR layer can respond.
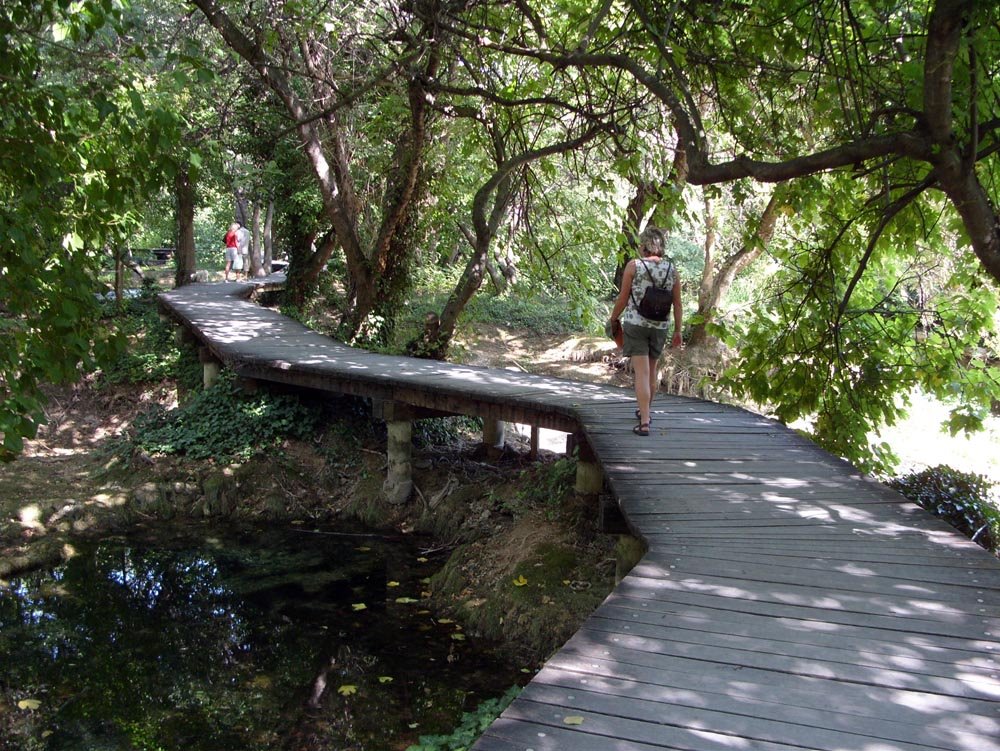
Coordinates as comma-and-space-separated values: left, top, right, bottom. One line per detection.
175, 327, 197, 347
199, 347, 221, 389
237, 377, 259, 395
482, 419, 506, 459
529, 424, 540, 460
573, 432, 603, 514
379, 401, 414, 505
615, 535, 646, 583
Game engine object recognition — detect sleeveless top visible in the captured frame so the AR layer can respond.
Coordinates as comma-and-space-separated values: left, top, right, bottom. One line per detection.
622, 256, 676, 331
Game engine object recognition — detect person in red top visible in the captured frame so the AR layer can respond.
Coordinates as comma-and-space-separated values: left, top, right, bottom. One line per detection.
223, 222, 242, 281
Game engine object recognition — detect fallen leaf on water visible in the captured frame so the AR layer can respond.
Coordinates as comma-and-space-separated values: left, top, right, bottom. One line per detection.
378, 676, 394, 684
357, 546, 371, 552
387, 581, 400, 587
17, 699, 41, 711
395, 596, 419, 604
513, 575, 528, 587
451, 633, 466, 641
437, 618, 454, 624
563, 715, 585, 725
337, 685, 357, 696
416, 556, 428, 563
351, 603, 367, 611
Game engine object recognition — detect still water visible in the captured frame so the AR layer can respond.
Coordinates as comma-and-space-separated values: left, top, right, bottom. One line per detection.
0, 523, 524, 750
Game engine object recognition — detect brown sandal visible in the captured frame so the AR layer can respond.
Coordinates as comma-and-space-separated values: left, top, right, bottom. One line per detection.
633, 423, 650, 436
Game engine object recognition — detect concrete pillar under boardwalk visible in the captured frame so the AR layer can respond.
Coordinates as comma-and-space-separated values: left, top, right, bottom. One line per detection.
482, 419, 506, 459
572, 432, 603, 515
199, 347, 221, 389
567, 433, 604, 496
383, 419, 413, 505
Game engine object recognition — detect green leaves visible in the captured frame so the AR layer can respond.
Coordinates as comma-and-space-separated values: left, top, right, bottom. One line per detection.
0, 0, 186, 458
122, 374, 322, 462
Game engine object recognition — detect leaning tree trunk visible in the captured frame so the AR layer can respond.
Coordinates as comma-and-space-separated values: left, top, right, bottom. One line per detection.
174, 167, 197, 288
687, 189, 783, 347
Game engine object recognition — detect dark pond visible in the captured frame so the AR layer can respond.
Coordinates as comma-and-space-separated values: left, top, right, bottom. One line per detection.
0, 523, 525, 750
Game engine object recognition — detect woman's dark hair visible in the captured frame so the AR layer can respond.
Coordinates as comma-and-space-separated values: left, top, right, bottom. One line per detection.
638, 226, 665, 257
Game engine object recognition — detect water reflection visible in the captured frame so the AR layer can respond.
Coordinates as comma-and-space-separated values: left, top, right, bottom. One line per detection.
0, 524, 522, 750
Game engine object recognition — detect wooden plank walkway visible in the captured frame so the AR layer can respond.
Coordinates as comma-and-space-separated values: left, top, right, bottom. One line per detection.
159, 280, 1000, 751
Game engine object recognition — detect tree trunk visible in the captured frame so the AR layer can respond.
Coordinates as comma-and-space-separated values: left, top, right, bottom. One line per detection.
234, 186, 249, 227
174, 167, 197, 288
614, 180, 652, 289
688, 190, 783, 347
250, 202, 262, 277
263, 200, 274, 272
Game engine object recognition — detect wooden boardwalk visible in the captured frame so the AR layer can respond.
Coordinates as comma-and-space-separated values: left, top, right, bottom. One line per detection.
160, 280, 1000, 751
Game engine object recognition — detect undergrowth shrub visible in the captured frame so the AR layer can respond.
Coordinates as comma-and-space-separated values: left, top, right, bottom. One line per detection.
122, 375, 320, 462
464, 294, 590, 334
405, 686, 520, 751
99, 301, 200, 390
413, 416, 483, 448
887, 465, 999, 554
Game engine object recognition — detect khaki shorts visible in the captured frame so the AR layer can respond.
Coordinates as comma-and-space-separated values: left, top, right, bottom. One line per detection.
622, 322, 668, 359
225, 247, 243, 270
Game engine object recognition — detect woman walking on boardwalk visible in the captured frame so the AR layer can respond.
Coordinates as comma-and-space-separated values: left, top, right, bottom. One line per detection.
223, 222, 242, 281
606, 227, 683, 436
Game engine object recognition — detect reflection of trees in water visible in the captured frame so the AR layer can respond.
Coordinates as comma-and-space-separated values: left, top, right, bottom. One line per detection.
0, 535, 379, 749
0, 532, 518, 750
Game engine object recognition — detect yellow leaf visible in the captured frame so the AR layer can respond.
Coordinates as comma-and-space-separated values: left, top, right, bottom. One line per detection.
42, 731, 54, 739
416, 556, 428, 563
387, 581, 400, 587
17, 699, 41, 711
357, 546, 371, 552
337, 685, 357, 696
395, 596, 418, 604
437, 618, 454, 624
563, 715, 585, 725
378, 676, 394, 684
513, 575, 528, 587
451, 633, 466, 641
352, 603, 367, 611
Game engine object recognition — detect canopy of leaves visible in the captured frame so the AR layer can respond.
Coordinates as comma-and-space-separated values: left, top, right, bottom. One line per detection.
0, 0, 182, 458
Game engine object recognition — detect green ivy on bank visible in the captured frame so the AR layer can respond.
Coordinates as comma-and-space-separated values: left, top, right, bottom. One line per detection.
405, 686, 521, 751
121, 374, 321, 462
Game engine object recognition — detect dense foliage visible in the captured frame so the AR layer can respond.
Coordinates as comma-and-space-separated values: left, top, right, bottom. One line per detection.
2, 0, 998, 475
122, 375, 321, 461
0, 0, 180, 458
888, 465, 999, 553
